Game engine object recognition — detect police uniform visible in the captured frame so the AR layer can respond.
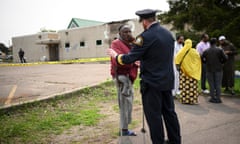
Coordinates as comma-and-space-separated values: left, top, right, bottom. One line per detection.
115, 9, 181, 144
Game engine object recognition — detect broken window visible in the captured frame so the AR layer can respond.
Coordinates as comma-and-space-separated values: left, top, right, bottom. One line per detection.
80, 41, 85, 47
65, 42, 70, 48
96, 40, 102, 45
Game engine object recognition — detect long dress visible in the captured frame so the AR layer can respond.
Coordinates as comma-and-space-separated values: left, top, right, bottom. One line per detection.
179, 71, 199, 104
175, 39, 201, 104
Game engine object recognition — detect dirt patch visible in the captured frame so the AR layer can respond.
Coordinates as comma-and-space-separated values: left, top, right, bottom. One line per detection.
51, 91, 143, 144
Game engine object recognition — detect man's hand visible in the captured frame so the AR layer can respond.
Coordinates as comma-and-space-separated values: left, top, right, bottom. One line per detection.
128, 35, 135, 43
135, 61, 140, 67
107, 48, 118, 58
176, 64, 181, 71
224, 50, 231, 54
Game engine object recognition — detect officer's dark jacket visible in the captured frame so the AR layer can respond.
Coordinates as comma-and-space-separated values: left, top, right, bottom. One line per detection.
118, 22, 174, 90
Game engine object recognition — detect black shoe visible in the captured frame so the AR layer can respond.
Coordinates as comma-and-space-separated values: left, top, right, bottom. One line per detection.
209, 98, 222, 103
164, 140, 173, 144
164, 140, 170, 144
215, 98, 222, 103
209, 98, 217, 103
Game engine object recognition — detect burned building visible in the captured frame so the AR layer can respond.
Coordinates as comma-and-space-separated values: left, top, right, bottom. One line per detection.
12, 18, 172, 63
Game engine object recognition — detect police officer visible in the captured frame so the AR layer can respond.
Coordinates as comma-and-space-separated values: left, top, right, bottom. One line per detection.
107, 9, 181, 144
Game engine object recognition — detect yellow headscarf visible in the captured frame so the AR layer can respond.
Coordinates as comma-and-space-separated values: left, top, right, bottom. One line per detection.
175, 39, 201, 80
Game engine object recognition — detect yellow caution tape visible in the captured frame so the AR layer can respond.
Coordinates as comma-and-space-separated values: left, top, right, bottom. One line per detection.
0, 57, 110, 67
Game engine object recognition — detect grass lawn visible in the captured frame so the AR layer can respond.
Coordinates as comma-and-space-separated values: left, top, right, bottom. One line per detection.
0, 81, 118, 143
233, 77, 240, 94
0, 80, 142, 144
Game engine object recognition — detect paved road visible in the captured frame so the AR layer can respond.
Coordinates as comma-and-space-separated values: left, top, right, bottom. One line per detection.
0, 63, 111, 108
116, 95, 240, 144
1, 63, 240, 144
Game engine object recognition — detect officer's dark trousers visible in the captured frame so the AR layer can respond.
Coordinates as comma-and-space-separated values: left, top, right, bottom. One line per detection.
141, 83, 181, 144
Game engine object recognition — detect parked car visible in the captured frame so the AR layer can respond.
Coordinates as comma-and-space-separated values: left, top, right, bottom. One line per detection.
6, 55, 13, 60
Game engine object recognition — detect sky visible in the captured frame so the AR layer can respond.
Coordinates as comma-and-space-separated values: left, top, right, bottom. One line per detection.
0, 0, 169, 46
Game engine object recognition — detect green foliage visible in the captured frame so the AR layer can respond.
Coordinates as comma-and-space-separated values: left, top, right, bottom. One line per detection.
0, 81, 115, 143
161, 0, 240, 49
176, 30, 201, 48
0, 43, 9, 55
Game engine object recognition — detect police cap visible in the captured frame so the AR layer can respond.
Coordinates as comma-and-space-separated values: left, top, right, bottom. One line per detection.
135, 9, 158, 22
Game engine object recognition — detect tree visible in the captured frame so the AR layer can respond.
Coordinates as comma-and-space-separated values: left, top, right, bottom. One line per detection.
0, 43, 9, 55
159, 0, 240, 48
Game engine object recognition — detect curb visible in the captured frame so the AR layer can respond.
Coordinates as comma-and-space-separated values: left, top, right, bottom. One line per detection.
0, 80, 111, 110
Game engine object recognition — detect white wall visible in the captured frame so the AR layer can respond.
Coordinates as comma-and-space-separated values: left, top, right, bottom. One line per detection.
12, 19, 174, 63
12, 34, 48, 63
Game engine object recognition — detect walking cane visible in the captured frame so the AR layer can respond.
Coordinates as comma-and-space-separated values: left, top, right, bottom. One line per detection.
140, 80, 147, 144
141, 110, 146, 133
140, 80, 146, 133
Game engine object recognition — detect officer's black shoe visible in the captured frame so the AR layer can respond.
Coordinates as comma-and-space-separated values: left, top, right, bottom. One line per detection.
164, 140, 173, 144
164, 140, 169, 144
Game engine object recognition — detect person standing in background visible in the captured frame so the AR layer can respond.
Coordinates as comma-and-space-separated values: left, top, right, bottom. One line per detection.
196, 33, 210, 94
172, 35, 184, 97
202, 38, 228, 103
18, 48, 26, 63
110, 24, 139, 136
175, 39, 201, 104
219, 35, 238, 95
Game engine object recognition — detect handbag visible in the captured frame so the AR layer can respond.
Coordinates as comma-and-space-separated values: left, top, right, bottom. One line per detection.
176, 49, 190, 71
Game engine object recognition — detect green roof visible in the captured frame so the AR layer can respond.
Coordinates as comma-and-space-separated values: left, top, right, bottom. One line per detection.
67, 18, 104, 29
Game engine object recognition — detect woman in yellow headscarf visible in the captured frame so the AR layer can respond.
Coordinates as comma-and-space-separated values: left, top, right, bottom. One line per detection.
175, 39, 201, 104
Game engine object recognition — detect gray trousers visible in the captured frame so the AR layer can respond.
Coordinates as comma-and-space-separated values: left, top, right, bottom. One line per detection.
207, 71, 223, 99
115, 75, 134, 130
201, 63, 208, 90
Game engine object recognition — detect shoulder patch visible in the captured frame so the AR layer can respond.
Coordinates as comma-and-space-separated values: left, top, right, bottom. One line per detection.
133, 36, 143, 46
